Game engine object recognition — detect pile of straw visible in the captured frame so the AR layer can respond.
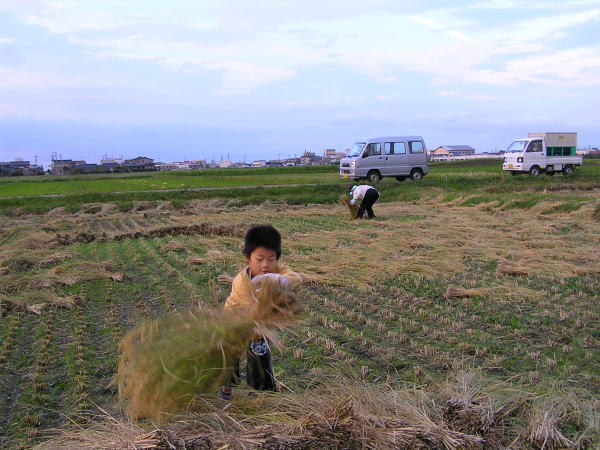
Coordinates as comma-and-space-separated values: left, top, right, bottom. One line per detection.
116, 277, 300, 422
339, 193, 359, 220
444, 285, 487, 299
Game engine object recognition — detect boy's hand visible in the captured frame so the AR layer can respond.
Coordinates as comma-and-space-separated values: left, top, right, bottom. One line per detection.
252, 273, 290, 287
217, 273, 234, 284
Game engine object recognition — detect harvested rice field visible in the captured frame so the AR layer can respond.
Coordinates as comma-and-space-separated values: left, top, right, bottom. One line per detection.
0, 170, 599, 448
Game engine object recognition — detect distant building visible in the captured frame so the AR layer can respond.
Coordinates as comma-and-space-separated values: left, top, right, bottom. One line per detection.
101, 162, 119, 172
71, 163, 103, 174
323, 148, 347, 165
252, 160, 267, 167
434, 145, 476, 157
100, 157, 124, 165
189, 160, 206, 170
282, 158, 300, 166
123, 156, 155, 172
0, 160, 40, 176
51, 159, 74, 175
155, 162, 178, 171
219, 160, 232, 168
300, 151, 321, 166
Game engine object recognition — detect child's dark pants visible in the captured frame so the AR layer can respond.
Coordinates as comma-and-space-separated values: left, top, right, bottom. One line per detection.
230, 338, 277, 391
357, 188, 380, 219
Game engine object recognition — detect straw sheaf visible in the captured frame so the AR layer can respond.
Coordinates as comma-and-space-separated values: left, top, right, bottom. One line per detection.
116, 277, 300, 422
339, 193, 359, 220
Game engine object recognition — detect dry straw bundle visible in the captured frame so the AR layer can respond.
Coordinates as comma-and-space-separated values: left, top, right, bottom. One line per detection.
339, 193, 359, 220
116, 277, 300, 423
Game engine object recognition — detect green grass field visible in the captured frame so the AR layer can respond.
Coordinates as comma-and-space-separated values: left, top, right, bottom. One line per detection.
0, 166, 338, 197
0, 160, 598, 448
1, 159, 599, 216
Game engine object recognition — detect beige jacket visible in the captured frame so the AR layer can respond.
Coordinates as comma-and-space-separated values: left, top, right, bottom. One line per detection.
224, 263, 301, 312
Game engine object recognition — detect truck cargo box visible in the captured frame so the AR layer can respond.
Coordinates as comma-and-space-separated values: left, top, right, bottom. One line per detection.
528, 132, 577, 156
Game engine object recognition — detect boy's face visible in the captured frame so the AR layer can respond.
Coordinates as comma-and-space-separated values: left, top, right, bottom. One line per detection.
245, 247, 277, 276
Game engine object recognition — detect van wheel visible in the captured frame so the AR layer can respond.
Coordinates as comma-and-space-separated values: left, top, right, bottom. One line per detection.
410, 169, 423, 181
395, 176, 407, 182
563, 165, 574, 176
367, 170, 381, 183
529, 166, 541, 177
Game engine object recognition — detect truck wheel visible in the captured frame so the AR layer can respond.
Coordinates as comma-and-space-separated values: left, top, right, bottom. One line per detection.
367, 170, 381, 183
529, 166, 541, 177
410, 169, 423, 181
395, 176, 407, 182
563, 165, 574, 176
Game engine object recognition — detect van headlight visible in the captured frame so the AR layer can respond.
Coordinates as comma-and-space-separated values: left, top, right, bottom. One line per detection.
517, 157, 523, 163
351, 160, 356, 167
504, 157, 507, 163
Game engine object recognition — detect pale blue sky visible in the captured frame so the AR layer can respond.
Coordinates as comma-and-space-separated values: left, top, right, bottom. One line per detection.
1, 0, 599, 167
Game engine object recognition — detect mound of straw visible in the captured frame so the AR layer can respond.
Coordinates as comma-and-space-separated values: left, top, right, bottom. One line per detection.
444, 286, 487, 299
339, 193, 359, 220
116, 277, 300, 422
40, 368, 599, 450
496, 261, 529, 276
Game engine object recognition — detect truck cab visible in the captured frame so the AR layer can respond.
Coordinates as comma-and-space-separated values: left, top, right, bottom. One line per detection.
339, 136, 429, 183
502, 132, 581, 176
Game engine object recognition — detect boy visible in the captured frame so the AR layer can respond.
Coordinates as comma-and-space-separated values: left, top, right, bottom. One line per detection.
221, 225, 301, 400
349, 184, 380, 219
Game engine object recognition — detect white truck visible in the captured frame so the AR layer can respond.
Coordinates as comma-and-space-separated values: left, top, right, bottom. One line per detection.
502, 132, 582, 176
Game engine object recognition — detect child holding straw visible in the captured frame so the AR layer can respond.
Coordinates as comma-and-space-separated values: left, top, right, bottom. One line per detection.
221, 225, 301, 400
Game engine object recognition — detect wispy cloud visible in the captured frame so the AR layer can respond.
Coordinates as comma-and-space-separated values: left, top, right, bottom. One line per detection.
3, 0, 599, 94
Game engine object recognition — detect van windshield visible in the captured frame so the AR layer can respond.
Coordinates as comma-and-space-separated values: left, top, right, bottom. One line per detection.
347, 142, 365, 157
507, 140, 528, 152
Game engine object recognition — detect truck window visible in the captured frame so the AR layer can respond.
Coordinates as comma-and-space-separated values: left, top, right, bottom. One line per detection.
364, 143, 381, 157
409, 141, 424, 153
526, 140, 543, 152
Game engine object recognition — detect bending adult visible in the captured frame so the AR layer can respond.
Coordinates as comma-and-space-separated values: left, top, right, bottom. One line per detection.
349, 185, 380, 219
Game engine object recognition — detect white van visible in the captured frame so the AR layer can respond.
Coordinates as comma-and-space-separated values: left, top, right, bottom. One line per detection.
502, 132, 582, 176
339, 136, 429, 183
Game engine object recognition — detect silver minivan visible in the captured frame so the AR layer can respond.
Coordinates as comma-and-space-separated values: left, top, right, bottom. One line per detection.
339, 136, 429, 182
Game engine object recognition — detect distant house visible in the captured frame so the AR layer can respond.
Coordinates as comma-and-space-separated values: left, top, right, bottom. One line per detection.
155, 162, 177, 171
323, 148, 347, 165
0, 160, 37, 176
252, 160, 267, 167
101, 162, 119, 172
300, 151, 321, 166
71, 163, 104, 174
189, 160, 206, 170
123, 156, 155, 172
435, 145, 476, 156
51, 159, 74, 175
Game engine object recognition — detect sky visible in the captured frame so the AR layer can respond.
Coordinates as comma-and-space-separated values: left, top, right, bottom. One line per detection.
1, 0, 599, 167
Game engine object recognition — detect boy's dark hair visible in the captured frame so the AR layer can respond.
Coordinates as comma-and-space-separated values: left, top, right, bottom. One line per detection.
243, 225, 281, 259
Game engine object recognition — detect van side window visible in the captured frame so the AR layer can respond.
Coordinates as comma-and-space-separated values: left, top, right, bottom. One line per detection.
365, 143, 381, 156
393, 142, 406, 154
526, 140, 542, 152
409, 141, 424, 153
384, 143, 393, 155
